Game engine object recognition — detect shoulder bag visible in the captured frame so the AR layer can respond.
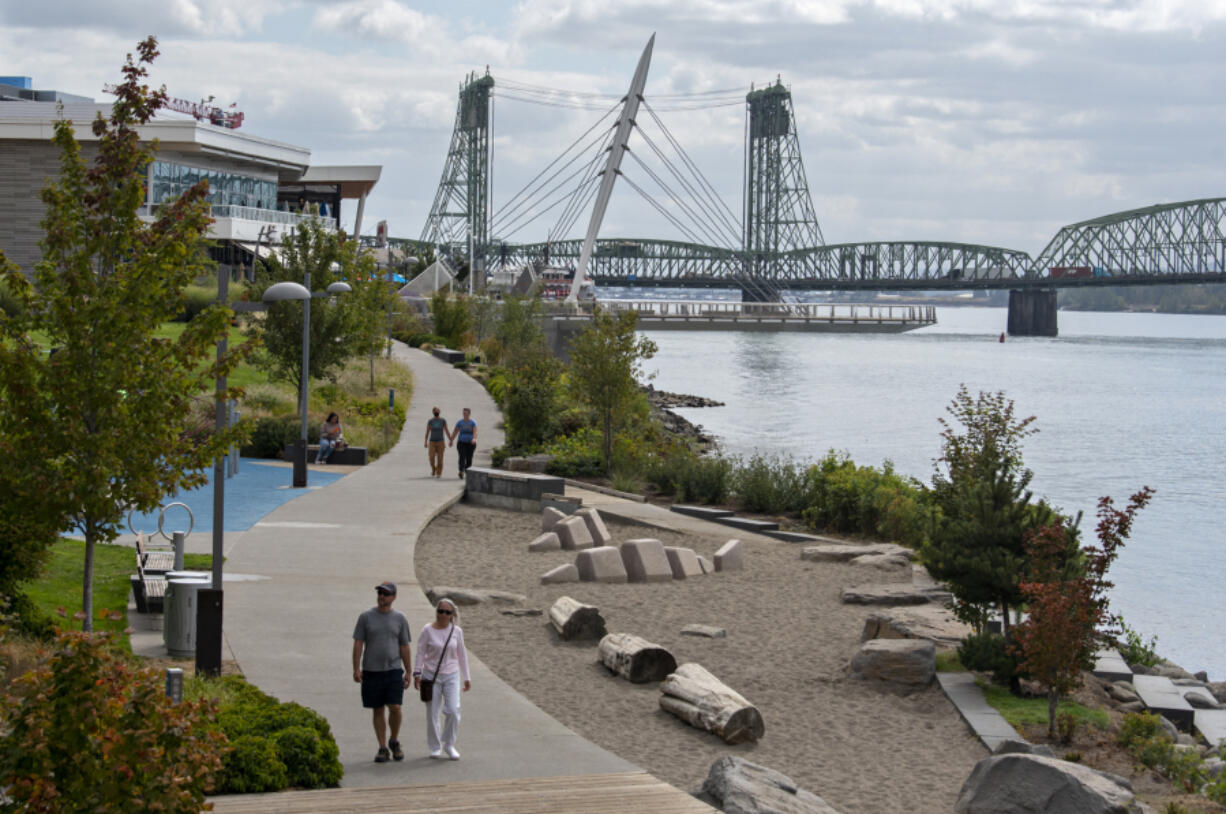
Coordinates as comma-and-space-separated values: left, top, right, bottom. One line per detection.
420, 625, 454, 703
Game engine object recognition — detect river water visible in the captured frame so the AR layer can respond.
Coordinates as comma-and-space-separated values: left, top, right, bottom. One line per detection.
621, 299, 1226, 680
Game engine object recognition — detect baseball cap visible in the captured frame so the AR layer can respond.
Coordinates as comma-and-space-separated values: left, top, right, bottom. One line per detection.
375, 581, 397, 595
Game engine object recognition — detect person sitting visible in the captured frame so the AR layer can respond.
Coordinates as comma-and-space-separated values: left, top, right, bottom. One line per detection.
318, 412, 346, 464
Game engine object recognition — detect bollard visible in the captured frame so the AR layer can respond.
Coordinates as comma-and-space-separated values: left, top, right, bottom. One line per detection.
173, 531, 186, 572
165, 667, 183, 703
228, 400, 240, 477
388, 388, 394, 409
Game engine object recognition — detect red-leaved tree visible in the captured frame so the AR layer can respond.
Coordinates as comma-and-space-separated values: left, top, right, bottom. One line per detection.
1014, 487, 1153, 737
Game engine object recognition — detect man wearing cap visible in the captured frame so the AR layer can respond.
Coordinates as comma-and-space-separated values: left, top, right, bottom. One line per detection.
352, 581, 413, 763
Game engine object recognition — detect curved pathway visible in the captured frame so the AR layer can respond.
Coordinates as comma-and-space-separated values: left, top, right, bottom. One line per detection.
221, 345, 638, 788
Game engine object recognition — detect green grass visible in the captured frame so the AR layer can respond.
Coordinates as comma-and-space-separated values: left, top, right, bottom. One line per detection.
20, 538, 213, 643
935, 649, 966, 672
978, 679, 1110, 731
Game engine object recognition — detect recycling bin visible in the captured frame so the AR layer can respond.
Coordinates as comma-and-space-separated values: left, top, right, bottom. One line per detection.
163, 577, 211, 658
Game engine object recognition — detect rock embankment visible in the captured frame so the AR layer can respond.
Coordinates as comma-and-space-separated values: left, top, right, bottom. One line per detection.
643, 385, 722, 451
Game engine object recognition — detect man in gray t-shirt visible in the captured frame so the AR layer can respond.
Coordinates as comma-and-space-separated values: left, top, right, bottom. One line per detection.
352, 581, 412, 762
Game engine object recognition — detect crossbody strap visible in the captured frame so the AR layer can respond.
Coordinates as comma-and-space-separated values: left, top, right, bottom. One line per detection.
430, 626, 455, 681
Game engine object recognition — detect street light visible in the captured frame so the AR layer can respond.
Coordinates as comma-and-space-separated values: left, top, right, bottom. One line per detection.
263, 275, 351, 487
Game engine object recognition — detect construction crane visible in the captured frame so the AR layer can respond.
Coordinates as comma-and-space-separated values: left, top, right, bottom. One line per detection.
101, 84, 244, 129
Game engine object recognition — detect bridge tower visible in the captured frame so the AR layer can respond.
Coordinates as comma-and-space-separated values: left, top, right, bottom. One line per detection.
421, 71, 494, 275
742, 79, 824, 300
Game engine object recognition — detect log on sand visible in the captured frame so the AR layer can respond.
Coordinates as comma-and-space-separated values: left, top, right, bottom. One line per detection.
598, 633, 677, 683
548, 595, 607, 641
659, 662, 764, 744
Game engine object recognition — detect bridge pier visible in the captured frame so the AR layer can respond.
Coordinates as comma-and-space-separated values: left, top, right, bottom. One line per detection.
739, 283, 781, 303
1007, 289, 1058, 337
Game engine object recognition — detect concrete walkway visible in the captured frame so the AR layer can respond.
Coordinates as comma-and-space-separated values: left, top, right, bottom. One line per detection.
218, 345, 637, 788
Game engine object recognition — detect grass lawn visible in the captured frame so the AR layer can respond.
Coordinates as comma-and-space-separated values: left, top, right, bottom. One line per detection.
978, 679, 1110, 731
21, 538, 212, 644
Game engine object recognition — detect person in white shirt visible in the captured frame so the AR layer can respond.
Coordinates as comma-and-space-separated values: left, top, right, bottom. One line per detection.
413, 597, 471, 759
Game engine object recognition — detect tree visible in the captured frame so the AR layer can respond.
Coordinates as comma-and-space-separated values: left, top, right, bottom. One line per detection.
0, 38, 250, 630
922, 387, 1060, 644
247, 218, 365, 401
1014, 488, 1153, 737
567, 307, 657, 475
428, 290, 472, 348
342, 244, 391, 393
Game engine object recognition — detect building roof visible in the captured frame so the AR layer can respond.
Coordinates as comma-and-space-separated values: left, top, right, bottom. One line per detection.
298, 165, 382, 199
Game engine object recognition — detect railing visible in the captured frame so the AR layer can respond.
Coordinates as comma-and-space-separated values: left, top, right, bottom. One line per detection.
138, 204, 337, 232
596, 299, 936, 324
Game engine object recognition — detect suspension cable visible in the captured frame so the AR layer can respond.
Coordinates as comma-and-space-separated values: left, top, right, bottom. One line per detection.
624, 150, 735, 250
619, 173, 710, 246
632, 127, 740, 247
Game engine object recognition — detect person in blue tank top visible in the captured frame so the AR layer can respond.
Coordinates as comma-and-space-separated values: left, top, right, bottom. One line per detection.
450, 407, 478, 478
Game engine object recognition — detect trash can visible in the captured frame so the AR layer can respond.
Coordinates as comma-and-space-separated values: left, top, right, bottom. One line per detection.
164, 577, 211, 658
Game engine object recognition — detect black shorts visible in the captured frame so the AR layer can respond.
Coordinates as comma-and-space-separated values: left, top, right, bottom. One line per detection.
361, 669, 405, 709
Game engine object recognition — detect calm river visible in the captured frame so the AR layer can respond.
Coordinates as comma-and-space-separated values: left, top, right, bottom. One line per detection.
622, 300, 1226, 680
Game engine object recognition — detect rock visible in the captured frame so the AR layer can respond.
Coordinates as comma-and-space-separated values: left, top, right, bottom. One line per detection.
849, 553, 911, 571
1183, 687, 1221, 709
1118, 700, 1147, 714
426, 586, 526, 606
1129, 663, 1155, 675
800, 543, 914, 563
702, 756, 844, 814
1155, 663, 1197, 681
1204, 757, 1225, 779
860, 607, 970, 650
955, 754, 1147, 814
849, 639, 935, 687
555, 515, 595, 551
1107, 683, 1141, 704
841, 583, 953, 606
540, 563, 579, 584
993, 740, 1056, 758
541, 506, 567, 532
714, 539, 743, 572
528, 532, 562, 552
1176, 733, 1199, 747
681, 624, 727, 639
1196, 670, 1210, 682
697, 555, 715, 575
1207, 681, 1226, 704
598, 633, 677, 683
507, 453, 553, 473
1160, 716, 1179, 740
575, 546, 629, 583
541, 493, 581, 516
620, 538, 674, 583
574, 507, 613, 547
499, 608, 543, 617
548, 596, 607, 641
664, 546, 704, 579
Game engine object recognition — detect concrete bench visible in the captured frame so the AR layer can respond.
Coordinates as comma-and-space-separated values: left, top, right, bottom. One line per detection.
465, 466, 565, 512
282, 444, 368, 465
1133, 674, 1195, 731
432, 347, 467, 364
1091, 648, 1134, 683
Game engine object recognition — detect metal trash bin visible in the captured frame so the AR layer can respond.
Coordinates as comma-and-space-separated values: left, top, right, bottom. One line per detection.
163, 577, 211, 658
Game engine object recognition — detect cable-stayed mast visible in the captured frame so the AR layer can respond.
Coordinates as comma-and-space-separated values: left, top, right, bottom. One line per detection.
421, 71, 494, 270
743, 79, 824, 293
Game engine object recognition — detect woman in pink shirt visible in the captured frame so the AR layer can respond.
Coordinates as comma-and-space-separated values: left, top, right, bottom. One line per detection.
412, 597, 471, 759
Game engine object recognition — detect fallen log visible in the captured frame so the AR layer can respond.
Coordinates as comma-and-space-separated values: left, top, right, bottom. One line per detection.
659, 662, 764, 744
548, 595, 607, 641
598, 633, 677, 683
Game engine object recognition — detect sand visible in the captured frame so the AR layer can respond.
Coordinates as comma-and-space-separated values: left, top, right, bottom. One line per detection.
415, 502, 987, 814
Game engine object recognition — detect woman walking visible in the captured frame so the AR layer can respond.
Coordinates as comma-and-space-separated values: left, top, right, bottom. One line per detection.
413, 598, 471, 759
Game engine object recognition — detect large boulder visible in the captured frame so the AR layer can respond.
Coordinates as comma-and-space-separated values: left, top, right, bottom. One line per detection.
426, 586, 526, 606
849, 639, 935, 687
841, 582, 953, 606
702, 756, 844, 814
860, 607, 971, 650
955, 754, 1149, 814
800, 543, 914, 563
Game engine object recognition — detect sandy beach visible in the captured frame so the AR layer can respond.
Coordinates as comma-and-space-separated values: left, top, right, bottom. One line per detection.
415, 502, 987, 814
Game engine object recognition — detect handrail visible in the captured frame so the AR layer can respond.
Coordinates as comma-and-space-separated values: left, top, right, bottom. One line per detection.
595, 300, 935, 323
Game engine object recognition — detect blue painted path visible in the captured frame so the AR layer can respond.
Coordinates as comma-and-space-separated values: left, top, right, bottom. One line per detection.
124, 460, 345, 536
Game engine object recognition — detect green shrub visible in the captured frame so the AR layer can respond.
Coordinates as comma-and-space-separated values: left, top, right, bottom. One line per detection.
273, 725, 343, 788
732, 453, 808, 514
1118, 711, 1167, 748
1117, 616, 1161, 668
175, 284, 217, 322
958, 631, 1023, 686
4, 592, 56, 640
0, 275, 25, 318
800, 452, 929, 546
219, 734, 288, 793
407, 332, 446, 348
543, 429, 604, 478
241, 414, 302, 458
242, 383, 294, 414
644, 451, 734, 504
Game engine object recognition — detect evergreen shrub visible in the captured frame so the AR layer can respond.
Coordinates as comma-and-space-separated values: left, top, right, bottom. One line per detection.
732, 453, 808, 514
219, 734, 287, 793
800, 452, 928, 546
242, 414, 303, 458
958, 631, 1024, 686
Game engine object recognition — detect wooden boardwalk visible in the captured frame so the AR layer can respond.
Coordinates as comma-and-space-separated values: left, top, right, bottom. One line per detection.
208, 771, 716, 813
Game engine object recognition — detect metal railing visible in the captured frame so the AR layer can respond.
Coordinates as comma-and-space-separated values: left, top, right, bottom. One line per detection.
597, 299, 936, 324
138, 204, 337, 232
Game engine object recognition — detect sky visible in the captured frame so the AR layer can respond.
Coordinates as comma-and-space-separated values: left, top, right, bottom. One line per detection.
3, 0, 1226, 257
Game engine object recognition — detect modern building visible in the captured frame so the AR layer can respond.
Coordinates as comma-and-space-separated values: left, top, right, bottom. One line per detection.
0, 76, 380, 279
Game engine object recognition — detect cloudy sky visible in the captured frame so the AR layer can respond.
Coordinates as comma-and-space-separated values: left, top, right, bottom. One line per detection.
3, 0, 1226, 256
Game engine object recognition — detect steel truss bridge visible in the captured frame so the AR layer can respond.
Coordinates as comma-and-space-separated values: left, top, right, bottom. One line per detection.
413, 46, 1226, 315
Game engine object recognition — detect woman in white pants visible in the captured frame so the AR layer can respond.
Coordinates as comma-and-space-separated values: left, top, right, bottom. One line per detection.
413, 598, 471, 759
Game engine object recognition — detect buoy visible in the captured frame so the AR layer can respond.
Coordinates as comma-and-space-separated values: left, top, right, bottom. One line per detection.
999, 332, 1006, 343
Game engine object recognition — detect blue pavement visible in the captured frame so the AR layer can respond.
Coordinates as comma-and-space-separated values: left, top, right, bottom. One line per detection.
123, 460, 345, 535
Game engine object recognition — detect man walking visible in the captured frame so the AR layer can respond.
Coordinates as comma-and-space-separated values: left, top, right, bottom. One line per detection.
424, 407, 450, 478
451, 407, 478, 479
352, 581, 412, 763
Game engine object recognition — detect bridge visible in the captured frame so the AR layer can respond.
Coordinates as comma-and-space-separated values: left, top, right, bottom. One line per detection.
410, 38, 1226, 335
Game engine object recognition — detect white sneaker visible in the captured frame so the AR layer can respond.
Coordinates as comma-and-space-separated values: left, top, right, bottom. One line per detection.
429, 749, 442, 759
445, 745, 460, 760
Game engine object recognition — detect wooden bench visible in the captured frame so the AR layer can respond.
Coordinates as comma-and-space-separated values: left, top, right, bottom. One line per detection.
131, 557, 166, 614
281, 444, 368, 465
135, 531, 174, 573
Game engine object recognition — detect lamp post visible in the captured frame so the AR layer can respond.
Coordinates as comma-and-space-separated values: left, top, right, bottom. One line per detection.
262, 275, 351, 487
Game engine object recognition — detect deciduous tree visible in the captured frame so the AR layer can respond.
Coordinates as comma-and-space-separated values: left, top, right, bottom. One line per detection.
0, 37, 250, 630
